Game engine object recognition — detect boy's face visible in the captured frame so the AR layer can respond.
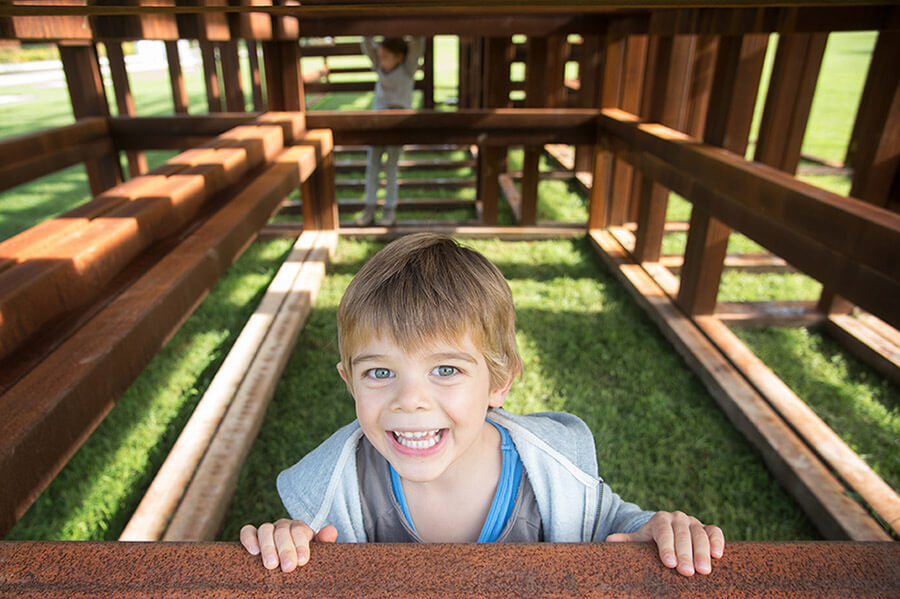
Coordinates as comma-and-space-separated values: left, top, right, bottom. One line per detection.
338, 333, 512, 484
376, 46, 404, 73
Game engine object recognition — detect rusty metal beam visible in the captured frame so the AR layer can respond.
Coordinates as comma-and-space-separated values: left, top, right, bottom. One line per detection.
108, 111, 600, 150
592, 228, 892, 540
1, 541, 899, 597
0, 117, 112, 194
58, 42, 122, 195
2, 4, 898, 39
0, 119, 310, 537
597, 108, 900, 331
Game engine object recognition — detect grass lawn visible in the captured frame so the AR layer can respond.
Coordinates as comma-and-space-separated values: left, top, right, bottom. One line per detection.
221, 238, 820, 542
2, 32, 897, 541
7, 237, 296, 540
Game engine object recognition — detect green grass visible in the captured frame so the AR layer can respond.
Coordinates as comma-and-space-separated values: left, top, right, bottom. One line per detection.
662, 194, 824, 302
0, 79, 76, 139
2, 32, 896, 542
734, 327, 900, 497
115, 66, 211, 116
802, 32, 877, 166
717, 272, 822, 303
8, 237, 295, 540
507, 148, 590, 223
0, 43, 60, 63
221, 238, 820, 541
0, 163, 93, 242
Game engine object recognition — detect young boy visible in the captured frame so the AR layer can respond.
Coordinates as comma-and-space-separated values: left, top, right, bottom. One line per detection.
241, 233, 725, 576
357, 36, 425, 227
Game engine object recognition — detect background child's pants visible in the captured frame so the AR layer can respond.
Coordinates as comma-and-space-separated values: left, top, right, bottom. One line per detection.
365, 145, 402, 211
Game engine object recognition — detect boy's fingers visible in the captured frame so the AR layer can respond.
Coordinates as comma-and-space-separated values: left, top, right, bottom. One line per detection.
287, 521, 316, 569
239, 524, 260, 555
707, 525, 726, 559
244, 520, 320, 572
673, 516, 697, 576
315, 524, 338, 544
609, 512, 723, 577
650, 515, 678, 570
256, 522, 280, 570
270, 519, 309, 572
690, 522, 712, 575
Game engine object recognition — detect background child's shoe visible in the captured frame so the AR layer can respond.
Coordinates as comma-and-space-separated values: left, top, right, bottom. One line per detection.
377, 207, 396, 227
355, 205, 376, 226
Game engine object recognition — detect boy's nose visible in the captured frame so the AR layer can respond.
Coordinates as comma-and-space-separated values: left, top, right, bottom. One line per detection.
390, 377, 432, 412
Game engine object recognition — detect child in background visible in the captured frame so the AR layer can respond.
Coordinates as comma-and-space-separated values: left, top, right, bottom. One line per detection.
241, 233, 725, 576
357, 36, 425, 227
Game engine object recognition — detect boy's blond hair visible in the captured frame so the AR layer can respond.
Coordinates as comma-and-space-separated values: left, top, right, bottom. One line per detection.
337, 233, 522, 391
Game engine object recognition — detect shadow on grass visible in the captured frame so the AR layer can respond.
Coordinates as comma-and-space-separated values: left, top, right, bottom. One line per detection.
222, 302, 352, 540
222, 237, 820, 541
513, 303, 820, 541
7, 337, 226, 541
7, 240, 294, 541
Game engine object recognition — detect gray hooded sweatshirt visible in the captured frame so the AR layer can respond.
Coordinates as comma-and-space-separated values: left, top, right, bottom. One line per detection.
277, 409, 655, 542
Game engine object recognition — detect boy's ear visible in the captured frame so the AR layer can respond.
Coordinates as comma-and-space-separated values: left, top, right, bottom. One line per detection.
488, 371, 516, 409
336, 362, 354, 396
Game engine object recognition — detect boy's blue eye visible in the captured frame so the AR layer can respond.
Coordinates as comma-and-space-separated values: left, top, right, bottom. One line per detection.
369, 368, 393, 379
433, 365, 458, 377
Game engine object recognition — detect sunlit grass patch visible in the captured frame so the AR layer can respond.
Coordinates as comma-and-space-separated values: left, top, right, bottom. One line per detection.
0, 164, 92, 242
735, 326, 900, 497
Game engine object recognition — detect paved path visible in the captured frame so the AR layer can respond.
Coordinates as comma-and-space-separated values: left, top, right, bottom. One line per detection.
0, 42, 201, 96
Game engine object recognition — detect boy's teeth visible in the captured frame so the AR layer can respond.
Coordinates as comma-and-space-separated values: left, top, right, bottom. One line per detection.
396, 430, 438, 439
393, 429, 442, 449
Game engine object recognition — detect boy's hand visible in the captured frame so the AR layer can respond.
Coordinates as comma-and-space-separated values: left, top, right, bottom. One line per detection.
606, 511, 724, 577
240, 519, 337, 572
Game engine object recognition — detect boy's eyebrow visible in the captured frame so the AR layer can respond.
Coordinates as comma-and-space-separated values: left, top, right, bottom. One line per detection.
352, 353, 386, 365
351, 352, 479, 365
428, 352, 478, 364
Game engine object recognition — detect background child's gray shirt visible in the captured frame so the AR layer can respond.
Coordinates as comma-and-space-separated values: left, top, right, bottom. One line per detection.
362, 37, 425, 110
277, 409, 655, 542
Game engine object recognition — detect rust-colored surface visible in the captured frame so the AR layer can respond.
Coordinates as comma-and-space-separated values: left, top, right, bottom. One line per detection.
0, 141, 308, 537
0, 122, 282, 364
0, 541, 897, 598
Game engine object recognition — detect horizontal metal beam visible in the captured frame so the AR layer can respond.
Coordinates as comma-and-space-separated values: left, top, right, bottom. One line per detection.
0, 541, 898, 597
596, 108, 900, 330
109, 110, 600, 148
591, 229, 893, 541
0, 117, 112, 194
0, 141, 312, 537
2, 3, 896, 40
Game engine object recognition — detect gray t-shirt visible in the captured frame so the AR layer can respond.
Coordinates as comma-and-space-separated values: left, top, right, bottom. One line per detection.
356, 436, 543, 542
362, 37, 424, 110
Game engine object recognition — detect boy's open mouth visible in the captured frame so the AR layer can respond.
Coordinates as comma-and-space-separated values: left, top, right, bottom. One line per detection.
391, 429, 445, 450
